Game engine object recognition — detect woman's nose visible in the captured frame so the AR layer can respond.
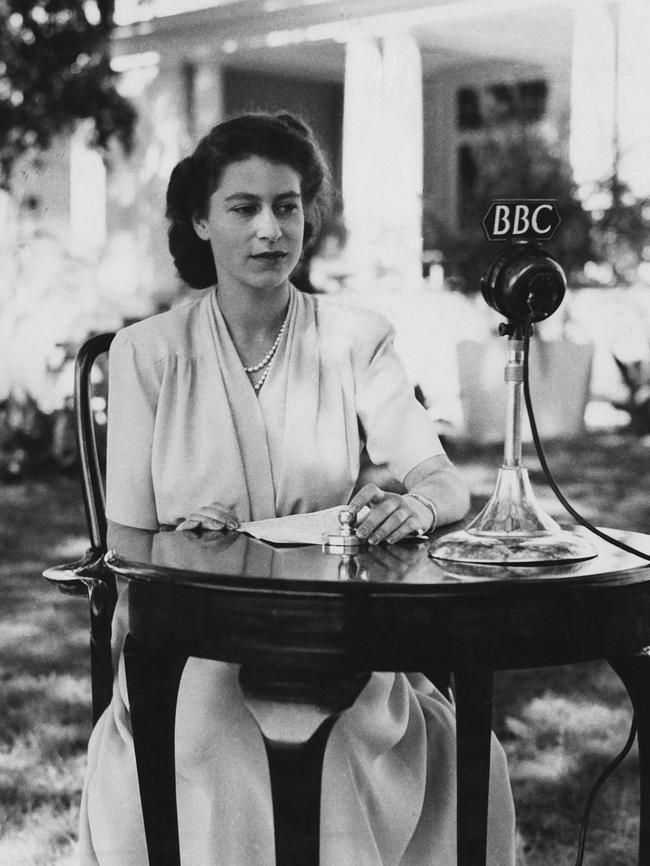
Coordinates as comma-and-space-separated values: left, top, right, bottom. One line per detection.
255, 207, 282, 241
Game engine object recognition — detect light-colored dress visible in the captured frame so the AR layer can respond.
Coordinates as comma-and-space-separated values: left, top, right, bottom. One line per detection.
78, 286, 516, 865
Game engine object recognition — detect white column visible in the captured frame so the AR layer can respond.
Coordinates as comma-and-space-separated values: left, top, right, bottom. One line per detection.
193, 60, 225, 138
342, 33, 424, 293
617, 0, 650, 197
70, 119, 107, 251
105, 55, 189, 309
569, 0, 617, 199
380, 32, 423, 292
342, 36, 384, 291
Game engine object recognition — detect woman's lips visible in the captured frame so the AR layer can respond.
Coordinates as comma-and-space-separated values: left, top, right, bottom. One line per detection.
250, 251, 288, 267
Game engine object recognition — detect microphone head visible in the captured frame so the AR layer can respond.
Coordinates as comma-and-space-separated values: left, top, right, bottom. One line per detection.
480, 242, 566, 324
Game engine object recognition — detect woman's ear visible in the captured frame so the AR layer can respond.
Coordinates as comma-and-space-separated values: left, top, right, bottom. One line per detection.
192, 216, 210, 241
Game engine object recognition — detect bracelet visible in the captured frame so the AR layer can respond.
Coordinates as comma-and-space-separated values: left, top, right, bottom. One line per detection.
404, 492, 438, 534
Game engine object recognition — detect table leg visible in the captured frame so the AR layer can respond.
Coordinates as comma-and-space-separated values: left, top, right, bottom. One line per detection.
453, 668, 494, 866
239, 667, 369, 865
123, 633, 187, 866
264, 716, 337, 866
88, 578, 116, 724
608, 649, 650, 864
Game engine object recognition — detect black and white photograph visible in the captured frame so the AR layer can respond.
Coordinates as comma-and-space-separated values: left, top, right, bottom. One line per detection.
1, 1, 650, 863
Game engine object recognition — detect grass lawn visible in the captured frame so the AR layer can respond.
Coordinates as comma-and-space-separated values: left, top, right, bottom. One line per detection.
1, 430, 649, 863
0, 477, 90, 864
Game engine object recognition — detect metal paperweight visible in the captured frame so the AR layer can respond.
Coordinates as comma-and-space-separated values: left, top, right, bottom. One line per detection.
322, 508, 367, 554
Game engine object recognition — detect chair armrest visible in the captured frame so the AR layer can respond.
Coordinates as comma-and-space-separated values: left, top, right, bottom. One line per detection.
43, 548, 110, 596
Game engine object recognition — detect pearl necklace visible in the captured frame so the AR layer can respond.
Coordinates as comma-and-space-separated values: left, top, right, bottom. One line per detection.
252, 362, 273, 393
244, 309, 290, 393
243, 313, 288, 373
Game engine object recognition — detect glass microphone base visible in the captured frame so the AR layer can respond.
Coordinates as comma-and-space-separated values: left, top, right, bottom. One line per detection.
429, 465, 598, 566
429, 527, 598, 567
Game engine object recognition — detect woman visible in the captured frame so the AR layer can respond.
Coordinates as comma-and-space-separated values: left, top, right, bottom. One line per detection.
79, 111, 515, 864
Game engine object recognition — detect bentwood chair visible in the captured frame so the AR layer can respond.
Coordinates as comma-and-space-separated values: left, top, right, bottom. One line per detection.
43, 332, 117, 724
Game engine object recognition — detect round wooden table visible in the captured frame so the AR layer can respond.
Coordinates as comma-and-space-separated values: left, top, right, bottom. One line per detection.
106, 524, 650, 866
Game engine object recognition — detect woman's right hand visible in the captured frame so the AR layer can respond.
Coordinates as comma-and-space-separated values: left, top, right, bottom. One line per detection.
175, 502, 240, 532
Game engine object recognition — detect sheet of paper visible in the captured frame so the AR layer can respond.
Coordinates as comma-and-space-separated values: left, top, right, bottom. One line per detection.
238, 507, 346, 545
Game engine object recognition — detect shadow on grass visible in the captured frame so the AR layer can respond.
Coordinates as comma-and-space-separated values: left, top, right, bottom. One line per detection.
2, 438, 649, 863
0, 578, 89, 679
446, 431, 650, 534
493, 663, 639, 865
0, 475, 92, 860
447, 433, 648, 865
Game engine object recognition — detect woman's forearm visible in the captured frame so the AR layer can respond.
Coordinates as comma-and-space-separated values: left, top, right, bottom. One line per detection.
403, 454, 470, 528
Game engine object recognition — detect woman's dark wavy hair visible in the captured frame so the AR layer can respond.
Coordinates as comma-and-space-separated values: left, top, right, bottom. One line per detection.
166, 111, 333, 288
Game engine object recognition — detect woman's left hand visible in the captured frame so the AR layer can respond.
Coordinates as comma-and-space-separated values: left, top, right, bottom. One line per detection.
348, 484, 432, 545
175, 501, 240, 533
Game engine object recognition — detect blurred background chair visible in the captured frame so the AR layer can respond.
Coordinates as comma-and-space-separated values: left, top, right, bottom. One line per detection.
42, 332, 116, 723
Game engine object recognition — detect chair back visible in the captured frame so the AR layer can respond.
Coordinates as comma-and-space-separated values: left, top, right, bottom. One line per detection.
75, 333, 115, 553
43, 332, 117, 723
74, 332, 116, 722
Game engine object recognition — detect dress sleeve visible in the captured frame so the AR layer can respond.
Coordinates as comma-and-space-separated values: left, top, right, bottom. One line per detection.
105, 329, 160, 530
356, 320, 444, 484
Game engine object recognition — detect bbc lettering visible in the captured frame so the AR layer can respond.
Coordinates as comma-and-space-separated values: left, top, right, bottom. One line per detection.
491, 203, 554, 236
482, 200, 561, 242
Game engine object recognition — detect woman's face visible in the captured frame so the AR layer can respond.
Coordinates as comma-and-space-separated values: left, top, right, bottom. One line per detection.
193, 156, 305, 296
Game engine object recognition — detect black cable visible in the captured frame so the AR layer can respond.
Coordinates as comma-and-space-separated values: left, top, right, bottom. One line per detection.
519, 324, 642, 863
573, 713, 638, 866
522, 327, 650, 563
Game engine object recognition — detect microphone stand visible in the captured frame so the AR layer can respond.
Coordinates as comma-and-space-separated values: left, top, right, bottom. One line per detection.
429, 251, 597, 568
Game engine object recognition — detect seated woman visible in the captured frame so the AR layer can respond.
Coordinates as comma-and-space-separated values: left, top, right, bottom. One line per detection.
78, 111, 515, 865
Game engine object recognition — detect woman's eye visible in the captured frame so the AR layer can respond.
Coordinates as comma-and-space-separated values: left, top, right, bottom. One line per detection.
232, 205, 258, 216
276, 202, 300, 215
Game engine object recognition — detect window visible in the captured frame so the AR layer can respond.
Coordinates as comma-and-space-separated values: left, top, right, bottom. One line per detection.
454, 78, 548, 227
517, 79, 548, 122
456, 78, 548, 129
457, 145, 478, 228
486, 83, 516, 122
457, 87, 482, 130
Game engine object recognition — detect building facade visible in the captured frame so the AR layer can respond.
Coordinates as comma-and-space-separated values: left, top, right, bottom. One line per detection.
7, 0, 650, 307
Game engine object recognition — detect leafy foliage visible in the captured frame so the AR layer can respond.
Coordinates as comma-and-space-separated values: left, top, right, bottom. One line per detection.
0, 0, 136, 189
428, 125, 594, 293
611, 356, 650, 434
589, 177, 650, 285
